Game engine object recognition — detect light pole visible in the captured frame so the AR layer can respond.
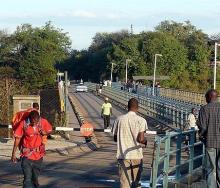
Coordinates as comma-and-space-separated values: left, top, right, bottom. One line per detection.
125, 59, 131, 83
152, 54, 162, 96
214, 42, 220, 89
110, 62, 115, 82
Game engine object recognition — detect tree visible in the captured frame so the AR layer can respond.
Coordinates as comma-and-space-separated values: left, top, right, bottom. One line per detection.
0, 22, 72, 90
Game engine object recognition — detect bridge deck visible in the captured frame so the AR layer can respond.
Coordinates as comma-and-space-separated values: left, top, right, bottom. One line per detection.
0, 85, 202, 188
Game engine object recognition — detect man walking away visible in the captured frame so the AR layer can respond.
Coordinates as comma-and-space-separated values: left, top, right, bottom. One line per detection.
197, 89, 220, 188
112, 98, 148, 188
101, 97, 112, 129
11, 111, 52, 188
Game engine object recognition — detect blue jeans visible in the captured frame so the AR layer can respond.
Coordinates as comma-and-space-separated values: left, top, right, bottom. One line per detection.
21, 157, 43, 188
204, 148, 220, 188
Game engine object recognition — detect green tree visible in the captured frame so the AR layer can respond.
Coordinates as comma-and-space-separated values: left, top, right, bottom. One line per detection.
0, 22, 71, 90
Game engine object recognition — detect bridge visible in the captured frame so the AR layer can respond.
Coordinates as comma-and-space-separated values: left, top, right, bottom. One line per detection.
0, 82, 206, 188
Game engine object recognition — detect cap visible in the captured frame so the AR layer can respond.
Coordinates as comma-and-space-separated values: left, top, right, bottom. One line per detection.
105, 97, 109, 101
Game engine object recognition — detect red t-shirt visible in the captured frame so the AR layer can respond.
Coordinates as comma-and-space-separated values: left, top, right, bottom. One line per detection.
14, 118, 52, 160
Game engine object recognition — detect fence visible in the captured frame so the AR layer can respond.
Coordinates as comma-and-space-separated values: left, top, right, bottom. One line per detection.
86, 83, 189, 129
159, 87, 206, 105
150, 129, 205, 188
111, 82, 206, 105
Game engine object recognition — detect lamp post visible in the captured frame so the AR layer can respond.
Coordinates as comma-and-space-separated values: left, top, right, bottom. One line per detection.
214, 42, 220, 89
152, 54, 162, 96
110, 62, 115, 82
125, 59, 131, 83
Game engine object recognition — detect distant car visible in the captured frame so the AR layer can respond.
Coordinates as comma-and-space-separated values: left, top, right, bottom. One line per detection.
76, 84, 88, 92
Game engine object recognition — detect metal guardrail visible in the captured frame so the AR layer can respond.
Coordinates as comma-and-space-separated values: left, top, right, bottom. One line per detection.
159, 87, 205, 105
150, 129, 205, 188
86, 83, 188, 129
112, 83, 202, 111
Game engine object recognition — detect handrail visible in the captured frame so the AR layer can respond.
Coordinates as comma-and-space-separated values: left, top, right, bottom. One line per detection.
150, 129, 205, 188
85, 83, 188, 129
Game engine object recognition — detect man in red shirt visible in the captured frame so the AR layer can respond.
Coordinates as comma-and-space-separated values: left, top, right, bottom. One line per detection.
11, 110, 52, 188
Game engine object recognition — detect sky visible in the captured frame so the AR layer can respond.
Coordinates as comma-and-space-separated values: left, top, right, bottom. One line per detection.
0, 0, 220, 50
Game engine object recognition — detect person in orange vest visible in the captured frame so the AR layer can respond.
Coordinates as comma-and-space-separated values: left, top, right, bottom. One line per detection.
11, 110, 52, 188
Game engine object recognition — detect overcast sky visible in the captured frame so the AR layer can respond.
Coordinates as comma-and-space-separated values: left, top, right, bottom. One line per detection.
0, 0, 220, 50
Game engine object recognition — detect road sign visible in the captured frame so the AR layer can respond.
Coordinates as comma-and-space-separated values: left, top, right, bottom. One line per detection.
57, 72, 64, 77
80, 122, 94, 137
133, 76, 170, 81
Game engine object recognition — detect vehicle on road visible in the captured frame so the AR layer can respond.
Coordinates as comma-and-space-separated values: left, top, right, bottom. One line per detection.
76, 83, 88, 92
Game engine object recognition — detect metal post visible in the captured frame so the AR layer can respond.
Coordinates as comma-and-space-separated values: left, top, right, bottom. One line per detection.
125, 60, 128, 83
152, 54, 162, 96
152, 55, 157, 96
64, 71, 68, 126
111, 62, 114, 83
175, 129, 182, 181
150, 137, 161, 188
188, 129, 195, 186
214, 42, 217, 89
163, 132, 171, 187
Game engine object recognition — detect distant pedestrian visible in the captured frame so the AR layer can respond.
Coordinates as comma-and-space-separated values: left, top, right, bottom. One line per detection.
99, 84, 102, 95
96, 84, 99, 95
197, 89, 220, 188
11, 111, 52, 188
112, 98, 148, 188
187, 108, 198, 130
101, 97, 112, 129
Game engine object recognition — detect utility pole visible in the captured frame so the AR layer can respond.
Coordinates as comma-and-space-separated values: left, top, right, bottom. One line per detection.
111, 62, 115, 83
214, 42, 220, 89
152, 54, 162, 96
125, 59, 131, 83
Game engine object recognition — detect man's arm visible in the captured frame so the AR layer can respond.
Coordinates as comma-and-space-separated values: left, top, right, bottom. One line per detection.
137, 119, 148, 145
11, 137, 21, 163
101, 104, 104, 117
197, 107, 207, 139
112, 119, 118, 142
137, 132, 147, 145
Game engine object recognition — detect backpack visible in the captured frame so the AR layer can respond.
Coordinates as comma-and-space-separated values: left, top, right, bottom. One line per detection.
19, 118, 46, 157
12, 108, 37, 132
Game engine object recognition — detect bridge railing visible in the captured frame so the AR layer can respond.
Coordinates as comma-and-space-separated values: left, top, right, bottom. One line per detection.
86, 83, 189, 129
112, 82, 205, 105
159, 87, 206, 105
150, 129, 205, 188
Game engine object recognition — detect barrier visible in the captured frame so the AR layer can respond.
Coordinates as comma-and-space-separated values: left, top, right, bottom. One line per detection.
150, 129, 205, 188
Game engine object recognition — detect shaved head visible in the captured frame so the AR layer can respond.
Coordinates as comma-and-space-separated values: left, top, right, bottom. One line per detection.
128, 98, 138, 112
205, 89, 218, 103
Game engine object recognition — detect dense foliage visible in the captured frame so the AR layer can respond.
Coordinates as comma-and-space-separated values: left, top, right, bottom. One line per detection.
59, 20, 219, 92
0, 22, 71, 91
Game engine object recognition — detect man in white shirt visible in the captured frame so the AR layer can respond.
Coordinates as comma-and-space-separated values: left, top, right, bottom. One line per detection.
112, 98, 148, 188
187, 108, 198, 130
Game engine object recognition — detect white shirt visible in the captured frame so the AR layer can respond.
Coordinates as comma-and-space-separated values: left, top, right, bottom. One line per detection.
112, 111, 148, 160
187, 113, 198, 130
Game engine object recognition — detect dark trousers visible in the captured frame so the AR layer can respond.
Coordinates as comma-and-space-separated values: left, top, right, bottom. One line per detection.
204, 148, 220, 188
21, 157, 43, 188
103, 115, 110, 129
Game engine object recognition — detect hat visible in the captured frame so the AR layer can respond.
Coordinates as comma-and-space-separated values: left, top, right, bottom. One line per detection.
105, 97, 109, 101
